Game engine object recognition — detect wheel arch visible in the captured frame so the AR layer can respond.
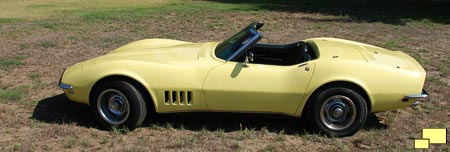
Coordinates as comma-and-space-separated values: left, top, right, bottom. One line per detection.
89, 75, 157, 113
299, 81, 372, 117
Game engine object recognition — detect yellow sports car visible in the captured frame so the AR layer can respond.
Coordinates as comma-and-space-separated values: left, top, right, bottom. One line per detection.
59, 22, 428, 136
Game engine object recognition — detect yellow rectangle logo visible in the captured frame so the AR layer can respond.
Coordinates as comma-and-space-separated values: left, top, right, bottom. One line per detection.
414, 139, 430, 149
422, 128, 447, 144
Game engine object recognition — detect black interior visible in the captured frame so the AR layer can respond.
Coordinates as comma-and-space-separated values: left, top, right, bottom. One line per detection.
234, 41, 316, 66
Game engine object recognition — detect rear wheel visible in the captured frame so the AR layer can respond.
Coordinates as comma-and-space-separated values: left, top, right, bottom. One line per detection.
306, 87, 367, 137
91, 80, 147, 130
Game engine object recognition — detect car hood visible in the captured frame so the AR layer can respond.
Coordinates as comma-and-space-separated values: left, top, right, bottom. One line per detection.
307, 38, 425, 72
101, 39, 207, 61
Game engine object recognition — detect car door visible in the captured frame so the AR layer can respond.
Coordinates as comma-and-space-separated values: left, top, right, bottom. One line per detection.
202, 61, 315, 115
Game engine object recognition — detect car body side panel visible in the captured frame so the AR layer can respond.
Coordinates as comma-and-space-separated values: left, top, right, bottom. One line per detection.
295, 39, 426, 116
62, 59, 222, 112
203, 61, 315, 115
295, 61, 426, 116
60, 41, 223, 113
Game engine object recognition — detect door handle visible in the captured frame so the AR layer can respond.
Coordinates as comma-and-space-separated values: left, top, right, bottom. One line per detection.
298, 63, 309, 71
298, 63, 308, 67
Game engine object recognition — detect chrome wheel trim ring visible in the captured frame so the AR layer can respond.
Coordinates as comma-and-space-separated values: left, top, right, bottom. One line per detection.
319, 95, 357, 131
97, 89, 130, 125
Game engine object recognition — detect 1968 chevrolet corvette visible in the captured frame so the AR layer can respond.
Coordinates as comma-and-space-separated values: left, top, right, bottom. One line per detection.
59, 22, 428, 136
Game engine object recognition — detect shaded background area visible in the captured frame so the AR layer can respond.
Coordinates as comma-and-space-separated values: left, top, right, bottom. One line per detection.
32, 94, 387, 135
208, 0, 449, 25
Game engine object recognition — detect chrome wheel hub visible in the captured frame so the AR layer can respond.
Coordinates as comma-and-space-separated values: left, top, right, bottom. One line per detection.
97, 89, 130, 125
320, 95, 356, 131
332, 107, 344, 118
108, 95, 126, 116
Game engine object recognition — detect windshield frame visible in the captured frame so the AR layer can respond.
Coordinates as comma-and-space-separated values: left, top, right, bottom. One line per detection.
214, 22, 263, 61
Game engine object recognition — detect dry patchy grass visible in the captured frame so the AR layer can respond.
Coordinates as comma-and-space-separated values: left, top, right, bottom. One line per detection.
0, 0, 172, 20
0, 0, 449, 151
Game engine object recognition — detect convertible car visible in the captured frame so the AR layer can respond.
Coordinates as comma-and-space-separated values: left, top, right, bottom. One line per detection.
59, 22, 428, 136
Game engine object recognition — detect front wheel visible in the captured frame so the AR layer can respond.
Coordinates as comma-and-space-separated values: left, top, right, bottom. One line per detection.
306, 87, 368, 137
91, 80, 147, 130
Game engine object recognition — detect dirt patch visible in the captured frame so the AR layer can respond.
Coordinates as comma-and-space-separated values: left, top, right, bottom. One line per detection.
0, 0, 449, 151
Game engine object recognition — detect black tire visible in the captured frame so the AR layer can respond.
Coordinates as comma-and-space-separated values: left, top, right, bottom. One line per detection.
306, 87, 367, 137
90, 80, 147, 130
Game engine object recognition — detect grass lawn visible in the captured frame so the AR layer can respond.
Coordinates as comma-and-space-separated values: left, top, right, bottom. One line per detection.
0, 0, 449, 151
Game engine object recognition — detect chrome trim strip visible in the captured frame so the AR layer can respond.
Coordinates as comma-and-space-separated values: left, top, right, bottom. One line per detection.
404, 89, 429, 99
156, 110, 299, 117
59, 83, 73, 90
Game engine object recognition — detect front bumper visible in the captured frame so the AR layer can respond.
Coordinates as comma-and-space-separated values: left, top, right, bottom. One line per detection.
59, 83, 74, 94
57, 66, 89, 105
403, 89, 429, 106
58, 68, 73, 92
59, 83, 73, 90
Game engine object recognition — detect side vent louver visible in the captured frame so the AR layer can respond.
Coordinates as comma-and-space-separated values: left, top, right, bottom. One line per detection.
164, 91, 192, 105
180, 91, 185, 104
187, 91, 192, 104
172, 91, 177, 104
164, 91, 170, 103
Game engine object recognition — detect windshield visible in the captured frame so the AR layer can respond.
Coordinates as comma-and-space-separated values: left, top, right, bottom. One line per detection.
215, 22, 263, 61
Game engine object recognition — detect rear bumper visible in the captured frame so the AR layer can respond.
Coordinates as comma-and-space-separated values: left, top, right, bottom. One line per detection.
403, 89, 429, 106
404, 89, 429, 99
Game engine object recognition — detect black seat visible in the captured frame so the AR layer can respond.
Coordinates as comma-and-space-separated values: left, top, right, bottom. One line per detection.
245, 42, 314, 66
